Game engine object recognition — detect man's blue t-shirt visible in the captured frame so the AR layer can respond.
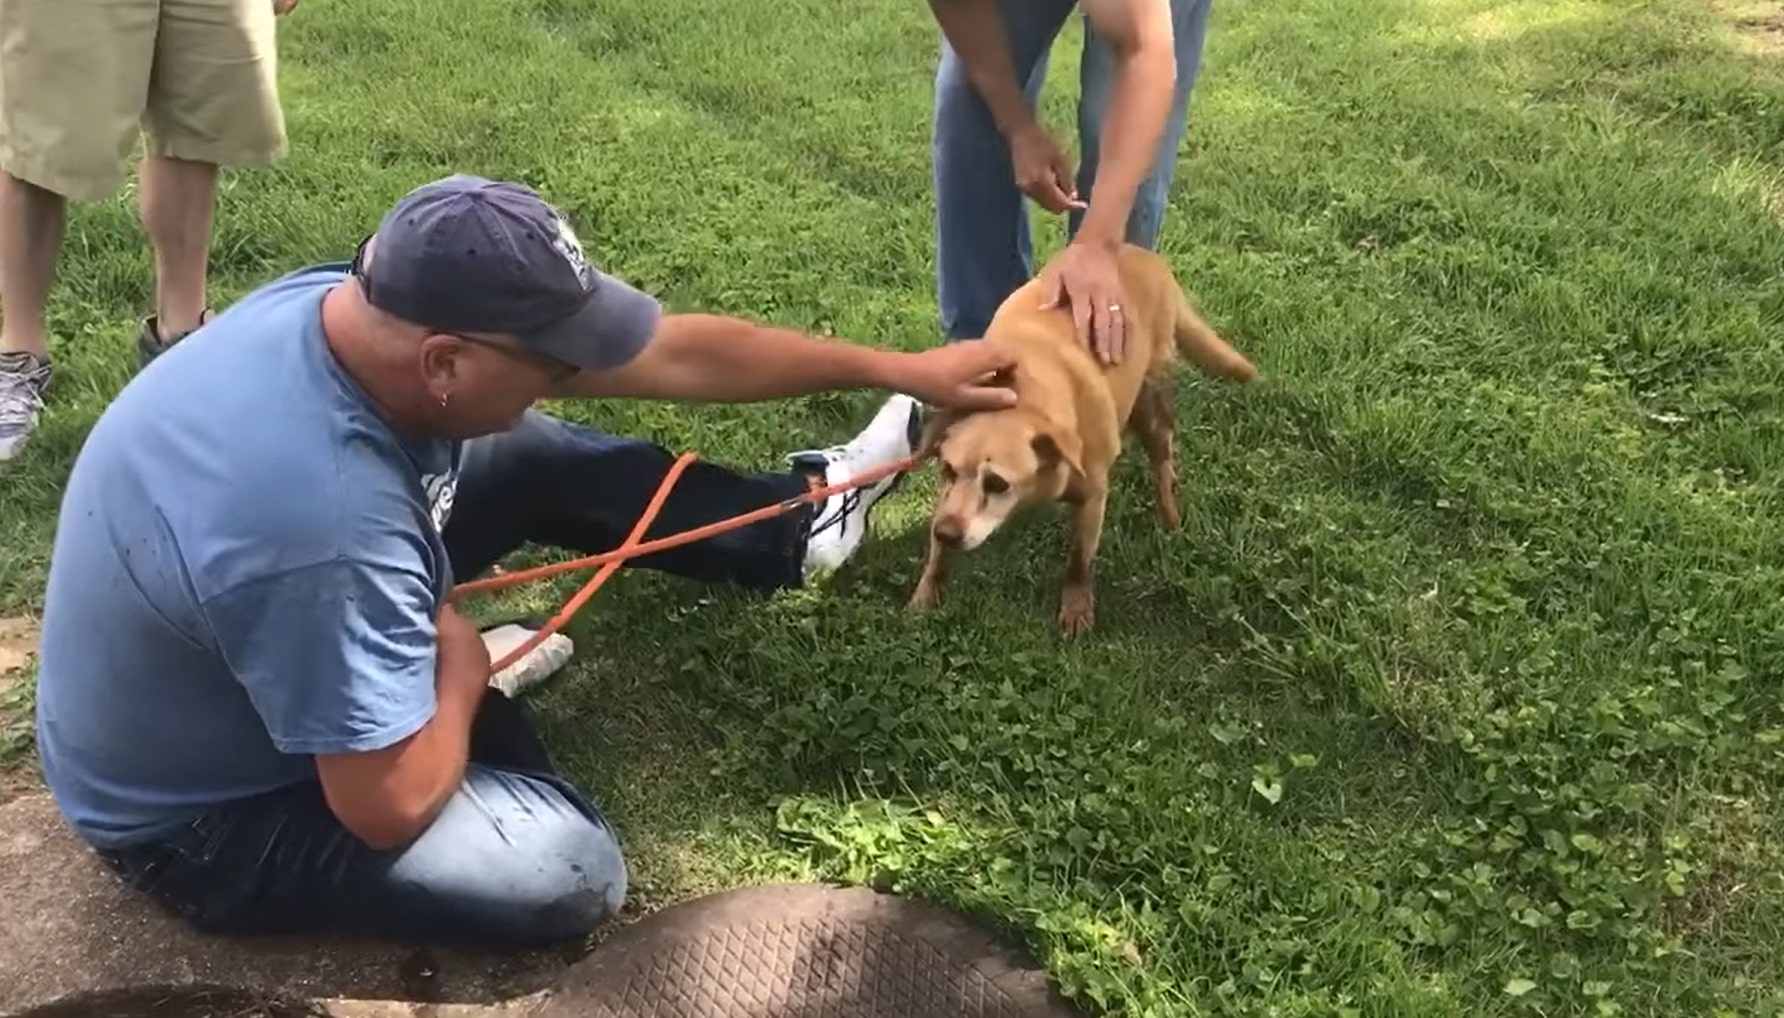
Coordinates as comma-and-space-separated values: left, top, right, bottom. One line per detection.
35, 265, 463, 850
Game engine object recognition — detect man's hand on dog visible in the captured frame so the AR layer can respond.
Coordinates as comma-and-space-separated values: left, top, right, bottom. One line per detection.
1038, 240, 1130, 366
893, 342, 1019, 413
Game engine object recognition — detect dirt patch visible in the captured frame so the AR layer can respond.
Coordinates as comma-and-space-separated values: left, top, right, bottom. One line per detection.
1710, 0, 1784, 55
0, 613, 37, 678
16, 986, 321, 1018
1737, 15, 1784, 53
0, 614, 41, 803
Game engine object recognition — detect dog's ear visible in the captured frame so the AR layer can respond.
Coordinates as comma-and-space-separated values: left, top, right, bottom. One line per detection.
1031, 427, 1086, 483
917, 406, 962, 460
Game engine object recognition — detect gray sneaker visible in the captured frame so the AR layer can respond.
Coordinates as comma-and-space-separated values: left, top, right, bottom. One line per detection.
0, 351, 52, 463
138, 309, 215, 368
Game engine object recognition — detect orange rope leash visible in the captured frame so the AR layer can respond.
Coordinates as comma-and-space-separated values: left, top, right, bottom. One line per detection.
451, 450, 922, 677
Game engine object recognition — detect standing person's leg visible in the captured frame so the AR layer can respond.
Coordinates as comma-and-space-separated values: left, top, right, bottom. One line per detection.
137, 156, 218, 352
135, 0, 287, 364
932, 0, 1082, 344
0, 0, 157, 459
0, 178, 60, 460
96, 690, 630, 948
0, 179, 62, 361
1069, 0, 1213, 249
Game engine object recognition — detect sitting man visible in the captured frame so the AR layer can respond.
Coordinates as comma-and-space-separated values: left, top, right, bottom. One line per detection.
33, 173, 1016, 948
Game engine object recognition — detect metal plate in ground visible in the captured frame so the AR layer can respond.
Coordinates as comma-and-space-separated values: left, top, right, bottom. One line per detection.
535, 883, 1086, 1017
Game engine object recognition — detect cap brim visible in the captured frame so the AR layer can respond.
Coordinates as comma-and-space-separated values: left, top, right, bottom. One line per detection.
524, 271, 662, 372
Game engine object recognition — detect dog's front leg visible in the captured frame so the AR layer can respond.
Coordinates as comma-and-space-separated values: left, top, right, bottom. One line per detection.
908, 534, 954, 613
1058, 481, 1109, 636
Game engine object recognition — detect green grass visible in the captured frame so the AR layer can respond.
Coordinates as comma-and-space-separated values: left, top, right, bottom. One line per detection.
3, 0, 1783, 1014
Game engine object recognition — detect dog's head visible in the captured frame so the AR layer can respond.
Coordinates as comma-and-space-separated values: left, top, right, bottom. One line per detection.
918, 403, 1085, 552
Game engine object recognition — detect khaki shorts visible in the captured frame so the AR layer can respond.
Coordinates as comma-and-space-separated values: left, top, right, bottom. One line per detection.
0, 0, 287, 202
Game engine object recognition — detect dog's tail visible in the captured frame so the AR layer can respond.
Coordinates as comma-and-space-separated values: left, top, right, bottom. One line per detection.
1171, 286, 1257, 383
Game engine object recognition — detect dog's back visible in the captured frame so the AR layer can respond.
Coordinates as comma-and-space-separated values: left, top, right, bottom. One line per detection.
983, 245, 1255, 423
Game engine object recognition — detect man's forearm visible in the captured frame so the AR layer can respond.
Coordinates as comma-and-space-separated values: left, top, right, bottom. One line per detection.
1074, 43, 1176, 246
316, 608, 487, 851
402, 605, 490, 823
928, 0, 1035, 138
557, 314, 913, 403
411, 640, 485, 804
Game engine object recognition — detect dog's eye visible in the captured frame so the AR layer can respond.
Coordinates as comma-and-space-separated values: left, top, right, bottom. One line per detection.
982, 472, 1009, 495
938, 463, 956, 482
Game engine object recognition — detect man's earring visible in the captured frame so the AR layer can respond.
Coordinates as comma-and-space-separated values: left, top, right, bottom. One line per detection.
438, 391, 450, 408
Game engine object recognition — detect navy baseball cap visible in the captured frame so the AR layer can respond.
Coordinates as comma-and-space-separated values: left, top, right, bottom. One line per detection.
352, 174, 660, 371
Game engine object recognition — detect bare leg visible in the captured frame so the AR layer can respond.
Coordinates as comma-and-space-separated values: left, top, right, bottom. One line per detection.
1129, 379, 1181, 531
0, 172, 67, 358
138, 153, 217, 339
1057, 481, 1108, 636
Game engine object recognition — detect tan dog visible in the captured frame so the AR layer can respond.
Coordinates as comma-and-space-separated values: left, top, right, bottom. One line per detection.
908, 244, 1257, 635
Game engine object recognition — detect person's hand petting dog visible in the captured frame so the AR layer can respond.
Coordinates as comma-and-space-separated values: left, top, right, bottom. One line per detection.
1036, 239, 1129, 368
894, 340, 1019, 412
1007, 124, 1133, 368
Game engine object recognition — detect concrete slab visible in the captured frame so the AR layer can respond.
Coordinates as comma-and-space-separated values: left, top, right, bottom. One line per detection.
1, 794, 1083, 1017
0, 795, 564, 1017
534, 883, 1085, 1017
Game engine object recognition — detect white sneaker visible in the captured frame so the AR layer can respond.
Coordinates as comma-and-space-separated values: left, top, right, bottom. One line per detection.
0, 351, 51, 463
787, 394, 923, 578
482, 620, 576, 698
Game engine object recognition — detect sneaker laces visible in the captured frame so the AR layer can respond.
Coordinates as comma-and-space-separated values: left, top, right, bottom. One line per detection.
0, 358, 48, 430
787, 397, 921, 540
809, 486, 865, 538
784, 439, 872, 537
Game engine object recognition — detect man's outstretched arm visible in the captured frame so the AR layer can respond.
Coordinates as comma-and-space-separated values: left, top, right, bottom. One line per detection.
553, 313, 1018, 411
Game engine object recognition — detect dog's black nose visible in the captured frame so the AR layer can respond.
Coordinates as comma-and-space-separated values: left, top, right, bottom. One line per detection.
933, 521, 964, 547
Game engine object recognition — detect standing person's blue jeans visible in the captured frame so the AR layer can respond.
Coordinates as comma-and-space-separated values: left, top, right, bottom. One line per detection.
932, 0, 1214, 341
90, 410, 880, 949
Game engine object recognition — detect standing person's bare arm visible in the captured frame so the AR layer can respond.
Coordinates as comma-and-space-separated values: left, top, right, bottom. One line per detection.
928, 0, 1084, 212
1034, 0, 1176, 365
926, 0, 1179, 364
927, 0, 1033, 140
1068, 0, 1178, 252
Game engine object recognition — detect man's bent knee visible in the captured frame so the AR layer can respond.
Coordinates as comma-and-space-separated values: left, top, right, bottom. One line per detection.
387, 767, 629, 946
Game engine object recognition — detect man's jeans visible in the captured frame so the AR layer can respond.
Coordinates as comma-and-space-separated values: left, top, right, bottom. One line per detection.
95, 411, 817, 949
933, 0, 1214, 341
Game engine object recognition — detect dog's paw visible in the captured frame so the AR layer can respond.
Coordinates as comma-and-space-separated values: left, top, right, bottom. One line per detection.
1158, 501, 1182, 532
1057, 591, 1095, 636
907, 585, 941, 613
